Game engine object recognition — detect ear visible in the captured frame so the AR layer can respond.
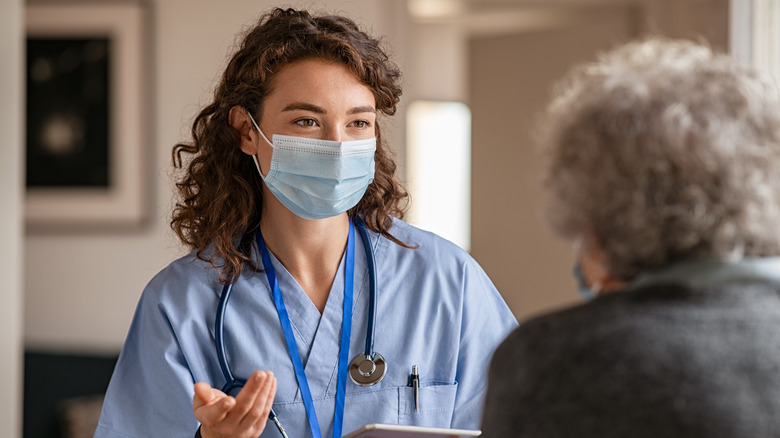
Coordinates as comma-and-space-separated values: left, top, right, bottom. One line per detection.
577, 232, 626, 293
228, 106, 258, 156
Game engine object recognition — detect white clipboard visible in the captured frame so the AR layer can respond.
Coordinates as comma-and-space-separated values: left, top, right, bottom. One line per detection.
341, 423, 481, 438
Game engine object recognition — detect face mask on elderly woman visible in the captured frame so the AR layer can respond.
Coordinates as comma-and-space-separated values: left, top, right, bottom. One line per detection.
573, 263, 598, 301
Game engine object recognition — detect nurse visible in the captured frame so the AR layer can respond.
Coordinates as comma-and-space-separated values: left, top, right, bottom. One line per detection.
96, 7, 517, 438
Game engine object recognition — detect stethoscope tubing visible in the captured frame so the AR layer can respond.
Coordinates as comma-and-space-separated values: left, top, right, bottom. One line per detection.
355, 218, 378, 358
214, 219, 378, 431
217, 281, 285, 427
215, 282, 232, 384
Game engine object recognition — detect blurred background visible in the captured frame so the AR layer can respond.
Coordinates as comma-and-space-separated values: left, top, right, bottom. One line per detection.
1, 0, 778, 436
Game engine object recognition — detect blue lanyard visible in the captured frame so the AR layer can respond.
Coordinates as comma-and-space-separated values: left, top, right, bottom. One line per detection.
256, 220, 355, 438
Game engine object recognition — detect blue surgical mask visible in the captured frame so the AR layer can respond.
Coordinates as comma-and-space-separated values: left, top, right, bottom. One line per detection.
247, 113, 376, 220
573, 263, 597, 301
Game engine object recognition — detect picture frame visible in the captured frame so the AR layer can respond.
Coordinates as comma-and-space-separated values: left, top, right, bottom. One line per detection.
25, 2, 147, 230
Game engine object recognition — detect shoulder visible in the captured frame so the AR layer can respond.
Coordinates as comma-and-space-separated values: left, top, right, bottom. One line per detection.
148, 250, 215, 287
494, 294, 627, 362
496, 282, 726, 365
505, 289, 646, 338
375, 218, 496, 290
381, 218, 475, 265
374, 219, 514, 325
139, 250, 221, 308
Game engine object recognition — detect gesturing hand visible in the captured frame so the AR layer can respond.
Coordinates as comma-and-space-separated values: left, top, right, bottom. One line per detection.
193, 370, 278, 438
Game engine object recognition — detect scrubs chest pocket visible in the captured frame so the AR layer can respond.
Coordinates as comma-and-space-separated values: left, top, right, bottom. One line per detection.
399, 381, 458, 426
341, 382, 458, 428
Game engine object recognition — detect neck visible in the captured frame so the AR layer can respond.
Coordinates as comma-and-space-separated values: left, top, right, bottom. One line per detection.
578, 234, 627, 296
259, 194, 349, 313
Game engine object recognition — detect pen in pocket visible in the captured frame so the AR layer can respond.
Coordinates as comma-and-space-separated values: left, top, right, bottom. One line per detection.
410, 365, 420, 412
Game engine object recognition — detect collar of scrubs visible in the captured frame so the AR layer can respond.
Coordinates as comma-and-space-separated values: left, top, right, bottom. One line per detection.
257, 220, 355, 438
627, 257, 780, 291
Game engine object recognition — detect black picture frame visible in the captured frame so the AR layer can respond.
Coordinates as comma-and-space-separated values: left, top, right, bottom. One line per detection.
25, 3, 146, 230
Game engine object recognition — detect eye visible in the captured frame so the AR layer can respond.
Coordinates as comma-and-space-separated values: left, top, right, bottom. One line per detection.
294, 118, 318, 127
350, 120, 371, 129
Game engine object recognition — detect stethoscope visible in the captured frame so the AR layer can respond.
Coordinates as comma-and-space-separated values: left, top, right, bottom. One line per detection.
214, 218, 386, 435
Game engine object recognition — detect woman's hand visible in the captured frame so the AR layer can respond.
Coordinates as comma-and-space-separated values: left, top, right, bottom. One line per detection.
193, 370, 277, 438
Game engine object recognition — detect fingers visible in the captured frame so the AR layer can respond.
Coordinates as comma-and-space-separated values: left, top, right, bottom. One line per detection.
193, 382, 217, 407
194, 371, 278, 438
263, 376, 278, 412
240, 372, 277, 433
193, 383, 235, 426
229, 371, 275, 429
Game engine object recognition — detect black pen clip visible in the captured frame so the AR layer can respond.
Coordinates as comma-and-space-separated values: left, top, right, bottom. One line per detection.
411, 365, 420, 412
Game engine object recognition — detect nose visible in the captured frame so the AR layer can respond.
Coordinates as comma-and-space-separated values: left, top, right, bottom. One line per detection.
322, 125, 344, 142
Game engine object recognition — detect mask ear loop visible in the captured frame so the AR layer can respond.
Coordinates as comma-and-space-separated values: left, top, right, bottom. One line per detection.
246, 111, 274, 177
247, 111, 274, 147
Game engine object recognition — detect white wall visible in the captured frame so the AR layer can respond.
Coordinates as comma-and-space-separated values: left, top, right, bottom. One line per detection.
23, 0, 408, 354
1, 0, 24, 434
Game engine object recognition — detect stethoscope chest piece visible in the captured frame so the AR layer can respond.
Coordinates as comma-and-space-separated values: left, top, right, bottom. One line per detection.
349, 353, 386, 386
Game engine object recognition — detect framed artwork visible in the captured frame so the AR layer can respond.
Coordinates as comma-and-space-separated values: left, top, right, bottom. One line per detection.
25, 2, 146, 230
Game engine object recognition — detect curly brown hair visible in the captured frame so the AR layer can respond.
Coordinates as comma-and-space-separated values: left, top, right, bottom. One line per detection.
171, 7, 410, 283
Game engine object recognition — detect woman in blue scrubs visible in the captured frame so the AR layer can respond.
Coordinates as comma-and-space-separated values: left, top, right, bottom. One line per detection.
96, 7, 517, 438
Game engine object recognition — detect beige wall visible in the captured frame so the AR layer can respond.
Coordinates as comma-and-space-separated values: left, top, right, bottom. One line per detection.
1, 0, 24, 435
637, 0, 729, 49
469, 0, 729, 321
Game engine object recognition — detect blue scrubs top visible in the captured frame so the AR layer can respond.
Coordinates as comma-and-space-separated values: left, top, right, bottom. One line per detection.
96, 219, 518, 437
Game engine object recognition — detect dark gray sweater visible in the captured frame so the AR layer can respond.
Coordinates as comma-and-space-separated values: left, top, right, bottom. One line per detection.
481, 280, 780, 437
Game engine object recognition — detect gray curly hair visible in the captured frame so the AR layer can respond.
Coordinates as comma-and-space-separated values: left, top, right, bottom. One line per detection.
541, 37, 780, 280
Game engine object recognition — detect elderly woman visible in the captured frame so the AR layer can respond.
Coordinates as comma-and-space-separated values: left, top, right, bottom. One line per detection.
481, 37, 780, 437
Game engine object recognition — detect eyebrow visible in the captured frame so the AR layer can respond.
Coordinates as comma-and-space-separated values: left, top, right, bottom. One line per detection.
281, 102, 376, 115
348, 105, 376, 115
